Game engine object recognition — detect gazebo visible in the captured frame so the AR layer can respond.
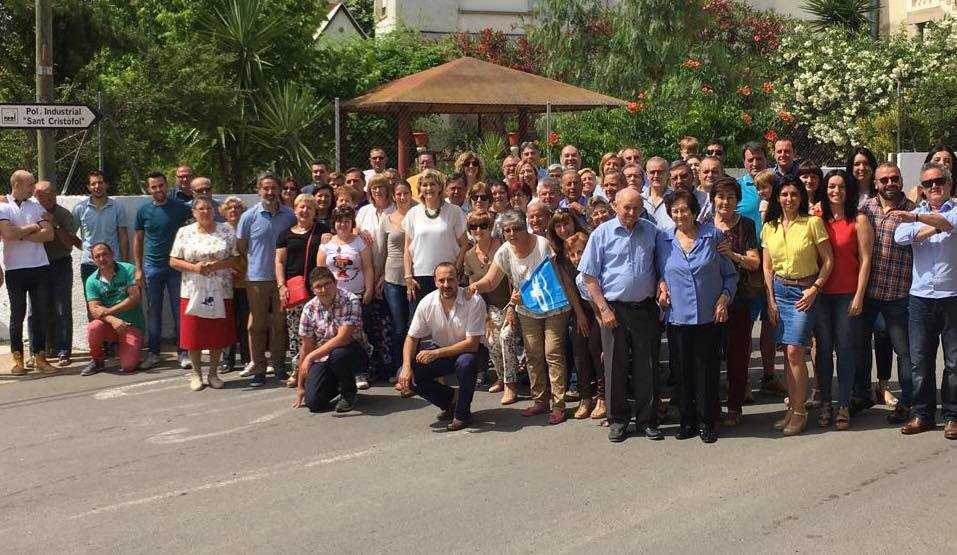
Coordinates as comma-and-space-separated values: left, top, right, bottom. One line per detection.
340, 56, 628, 177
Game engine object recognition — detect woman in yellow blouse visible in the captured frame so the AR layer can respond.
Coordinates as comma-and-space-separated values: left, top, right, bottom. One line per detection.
762, 175, 834, 435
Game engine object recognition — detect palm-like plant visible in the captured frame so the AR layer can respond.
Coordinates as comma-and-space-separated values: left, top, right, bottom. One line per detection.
248, 82, 326, 178
199, 0, 286, 93
802, 0, 877, 34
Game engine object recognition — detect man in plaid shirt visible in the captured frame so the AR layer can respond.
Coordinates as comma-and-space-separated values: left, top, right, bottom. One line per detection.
854, 163, 916, 422
293, 266, 371, 413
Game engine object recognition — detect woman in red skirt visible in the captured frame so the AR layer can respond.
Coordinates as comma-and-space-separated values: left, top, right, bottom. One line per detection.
169, 197, 240, 391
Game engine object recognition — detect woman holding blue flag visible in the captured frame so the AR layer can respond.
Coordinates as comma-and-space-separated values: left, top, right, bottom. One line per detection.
468, 210, 589, 425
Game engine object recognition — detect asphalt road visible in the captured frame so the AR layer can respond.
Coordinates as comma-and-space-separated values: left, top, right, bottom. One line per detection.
1, 352, 954, 554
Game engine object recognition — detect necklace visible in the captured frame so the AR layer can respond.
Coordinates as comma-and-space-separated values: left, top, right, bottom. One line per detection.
424, 203, 441, 219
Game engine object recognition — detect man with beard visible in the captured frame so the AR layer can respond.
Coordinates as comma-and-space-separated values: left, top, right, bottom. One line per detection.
74, 171, 130, 285
398, 262, 489, 431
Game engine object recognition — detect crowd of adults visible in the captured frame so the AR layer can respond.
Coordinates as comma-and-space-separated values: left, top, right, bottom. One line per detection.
2, 136, 956, 443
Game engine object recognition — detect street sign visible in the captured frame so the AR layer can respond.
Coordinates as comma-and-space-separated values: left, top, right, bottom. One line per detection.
0, 102, 99, 130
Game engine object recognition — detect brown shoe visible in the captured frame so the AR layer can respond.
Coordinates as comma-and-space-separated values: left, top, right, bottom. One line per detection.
574, 398, 594, 419
900, 416, 935, 435
944, 421, 957, 440
547, 409, 566, 425
521, 402, 548, 417
500, 383, 519, 405
10, 352, 26, 376
835, 406, 850, 431
590, 398, 607, 420
34, 352, 59, 374
488, 380, 503, 393
722, 410, 742, 427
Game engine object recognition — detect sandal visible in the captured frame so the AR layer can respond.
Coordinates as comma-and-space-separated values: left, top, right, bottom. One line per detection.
722, 410, 742, 427
818, 403, 833, 428
488, 380, 504, 393
774, 408, 793, 431
783, 410, 808, 436
835, 406, 850, 431
656, 398, 669, 424
875, 380, 898, 407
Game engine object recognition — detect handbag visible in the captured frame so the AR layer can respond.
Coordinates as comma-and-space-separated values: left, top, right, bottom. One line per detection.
186, 279, 226, 319
283, 230, 315, 309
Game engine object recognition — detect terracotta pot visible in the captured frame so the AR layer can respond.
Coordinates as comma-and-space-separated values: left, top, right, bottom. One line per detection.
412, 132, 428, 148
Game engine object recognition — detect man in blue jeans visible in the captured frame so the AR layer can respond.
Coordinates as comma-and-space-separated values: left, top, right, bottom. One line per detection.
398, 262, 489, 431
894, 162, 957, 439
854, 163, 917, 422
133, 171, 192, 369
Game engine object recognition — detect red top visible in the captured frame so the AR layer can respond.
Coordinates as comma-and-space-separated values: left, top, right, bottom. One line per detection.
824, 218, 859, 295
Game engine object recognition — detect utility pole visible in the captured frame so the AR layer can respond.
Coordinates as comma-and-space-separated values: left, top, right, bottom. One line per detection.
35, 0, 56, 186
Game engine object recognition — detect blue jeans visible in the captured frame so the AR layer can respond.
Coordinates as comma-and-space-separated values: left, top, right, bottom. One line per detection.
28, 257, 73, 356
382, 282, 410, 376
413, 346, 489, 422
855, 296, 913, 407
814, 293, 859, 407
908, 295, 957, 422
144, 264, 182, 355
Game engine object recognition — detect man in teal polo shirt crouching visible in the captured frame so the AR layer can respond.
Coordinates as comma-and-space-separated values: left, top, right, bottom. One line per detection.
83, 242, 146, 375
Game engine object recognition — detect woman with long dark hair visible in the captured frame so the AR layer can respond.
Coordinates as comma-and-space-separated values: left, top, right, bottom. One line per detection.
797, 160, 824, 217
762, 176, 834, 435
815, 170, 873, 430
845, 146, 878, 206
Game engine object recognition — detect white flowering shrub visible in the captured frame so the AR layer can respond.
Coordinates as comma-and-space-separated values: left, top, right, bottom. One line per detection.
773, 18, 957, 148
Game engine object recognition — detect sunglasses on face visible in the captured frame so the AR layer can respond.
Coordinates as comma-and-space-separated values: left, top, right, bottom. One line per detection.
706, 149, 723, 156
471, 194, 490, 201
877, 175, 901, 184
193, 188, 212, 194
282, 186, 298, 192
465, 160, 480, 168
921, 177, 949, 188
468, 223, 490, 231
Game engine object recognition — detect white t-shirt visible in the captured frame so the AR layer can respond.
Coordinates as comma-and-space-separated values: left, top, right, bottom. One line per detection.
401, 201, 466, 277
355, 202, 395, 235
169, 222, 239, 300
407, 288, 487, 348
493, 234, 566, 318
319, 235, 368, 294
0, 198, 50, 270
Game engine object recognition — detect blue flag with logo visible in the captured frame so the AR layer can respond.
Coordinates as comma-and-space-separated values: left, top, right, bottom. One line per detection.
520, 258, 569, 315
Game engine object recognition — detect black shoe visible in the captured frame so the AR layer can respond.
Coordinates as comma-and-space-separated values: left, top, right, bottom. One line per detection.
273, 364, 289, 382
608, 422, 629, 443
886, 404, 910, 424
849, 396, 875, 416
675, 425, 697, 440
335, 391, 357, 413
249, 373, 267, 387
699, 423, 718, 444
81, 360, 105, 376
447, 418, 472, 431
644, 425, 664, 441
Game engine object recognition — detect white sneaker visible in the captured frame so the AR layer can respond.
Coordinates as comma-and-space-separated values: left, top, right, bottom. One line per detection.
141, 352, 161, 369
189, 374, 204, 391
355, 373, 370, 390
178, 352, 192, 369
239, 361, 256, 377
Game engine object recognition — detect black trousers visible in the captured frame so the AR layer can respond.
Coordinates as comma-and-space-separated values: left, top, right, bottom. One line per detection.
303, 343, 368, 412
607, 300, 660, 425
5, 265, 51, 354
669, 322, 721, 428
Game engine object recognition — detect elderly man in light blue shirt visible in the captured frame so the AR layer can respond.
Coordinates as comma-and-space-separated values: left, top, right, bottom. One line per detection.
579, 187, 662, 443
237, 172, 297, 386
893, 162, 957, 438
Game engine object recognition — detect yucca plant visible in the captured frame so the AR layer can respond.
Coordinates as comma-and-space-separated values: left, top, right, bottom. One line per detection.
471, 133, 507, 180
248, 82, 325, 179
802, 0, 877, 34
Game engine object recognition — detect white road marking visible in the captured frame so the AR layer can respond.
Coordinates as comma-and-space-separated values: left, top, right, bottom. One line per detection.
93, 377, 182, 400
68, 447, 378, 520
146, 408, 289, 444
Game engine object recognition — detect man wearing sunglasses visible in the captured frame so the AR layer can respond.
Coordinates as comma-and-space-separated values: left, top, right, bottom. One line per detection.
187, 177, 224, 223
854, 163, 917, 421
704, 140, 726, 163
893, 162, 957, 439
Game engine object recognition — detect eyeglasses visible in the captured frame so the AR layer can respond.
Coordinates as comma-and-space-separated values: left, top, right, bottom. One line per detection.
468, 223, 490, 231
465, 160, 480, 168
921, 176, 949, 188
877, 175, 901, 184
706, 149, 724, 156
471, 194, 490, 201
501, 226, 523, 234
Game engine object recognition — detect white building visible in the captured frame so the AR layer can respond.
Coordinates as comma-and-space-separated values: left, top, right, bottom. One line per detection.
374, 0, 534, 37
884, 0, 956, 34
315, 2, 367, 43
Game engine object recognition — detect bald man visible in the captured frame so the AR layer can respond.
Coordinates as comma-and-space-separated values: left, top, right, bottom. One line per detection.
0, 171, 57, 374
32, 181, 81, 365
186, 176, 224, 222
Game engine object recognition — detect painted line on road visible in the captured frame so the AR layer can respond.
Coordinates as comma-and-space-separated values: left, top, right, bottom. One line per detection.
93, 377, 182, 400
146, 408, 289, 444
67, 447, 378, 520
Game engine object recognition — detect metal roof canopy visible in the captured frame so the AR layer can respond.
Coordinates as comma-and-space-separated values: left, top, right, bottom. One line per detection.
338, 57, 627, 175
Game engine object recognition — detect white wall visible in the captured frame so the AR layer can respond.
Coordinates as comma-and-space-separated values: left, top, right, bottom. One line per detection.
0, 194, 261, 349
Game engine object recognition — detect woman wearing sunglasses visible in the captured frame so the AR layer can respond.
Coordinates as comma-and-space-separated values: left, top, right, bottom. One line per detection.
455, 151, 486, 188
463, 211, 521, 405
467, 182, 492, 214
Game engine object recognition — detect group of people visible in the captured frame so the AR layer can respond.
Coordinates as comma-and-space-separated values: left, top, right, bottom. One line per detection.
2, 135, 956, 444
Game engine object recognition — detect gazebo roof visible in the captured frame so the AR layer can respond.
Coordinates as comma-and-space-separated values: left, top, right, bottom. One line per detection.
341, 56, 627, 114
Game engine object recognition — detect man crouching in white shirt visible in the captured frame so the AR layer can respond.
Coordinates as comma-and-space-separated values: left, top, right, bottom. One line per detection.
397, 262, 489, 431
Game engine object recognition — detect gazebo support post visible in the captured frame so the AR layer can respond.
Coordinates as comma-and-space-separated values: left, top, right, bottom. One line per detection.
337, 111, 347, 172
397, 111, 410, 179
517, 109, 529, 144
